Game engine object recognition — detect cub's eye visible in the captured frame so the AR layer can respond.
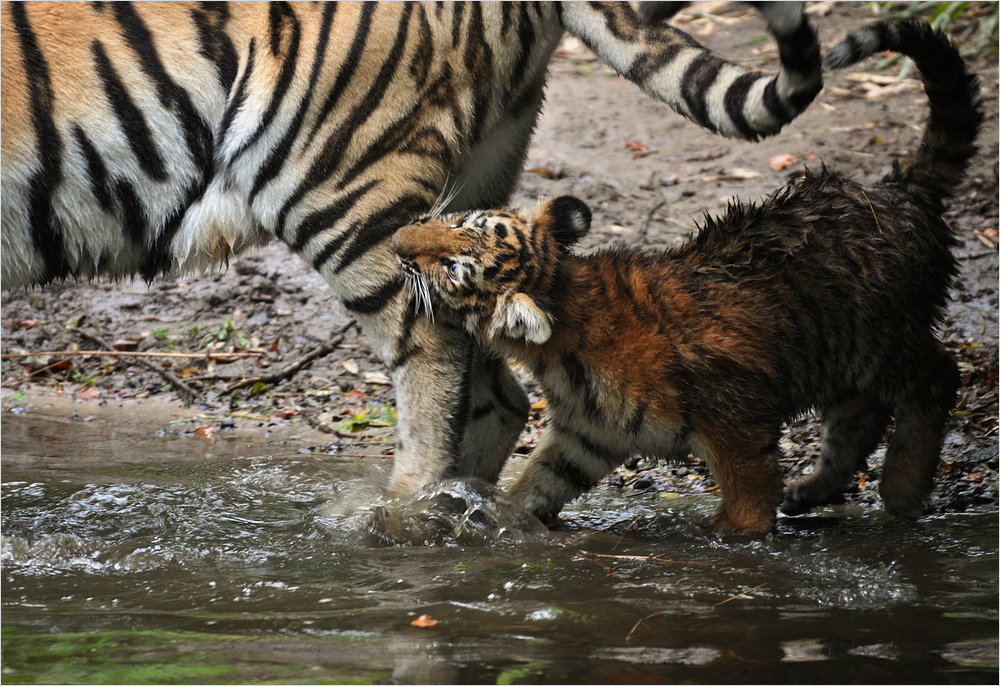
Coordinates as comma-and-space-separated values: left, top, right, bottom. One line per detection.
443, 259, 463, 282
449, 211, 482, 230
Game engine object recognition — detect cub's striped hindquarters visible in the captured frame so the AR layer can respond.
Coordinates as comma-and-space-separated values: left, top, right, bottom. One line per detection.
393, 20, 980, 533
1, 2, 822, 501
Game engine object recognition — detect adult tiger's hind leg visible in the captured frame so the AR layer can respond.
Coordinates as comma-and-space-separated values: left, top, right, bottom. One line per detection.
781, 396, 890, 516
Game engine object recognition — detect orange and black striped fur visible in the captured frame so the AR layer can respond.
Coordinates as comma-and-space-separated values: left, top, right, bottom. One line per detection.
0, 2, 823, 501
394, 20, 981, 534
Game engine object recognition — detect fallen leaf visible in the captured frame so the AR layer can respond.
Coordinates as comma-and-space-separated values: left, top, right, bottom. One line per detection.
195, 425, 216, 439
769, 153, 797, 171
531, 398, 547, 411
625, 140, 649, 153
981, 228, 997, 239
410, 614, 439, 628
180, 367, 199, 378
526, 167, 558, 179
728, 167, 762, 180
342, 359, 360, 375
363, 371, 392, 385
607, 224, 634, 235
845, 72, 897, 85
858, 474, 867, 490
112, 339, 139, 351
273, 407, 298, 420
78, 386, 101, 401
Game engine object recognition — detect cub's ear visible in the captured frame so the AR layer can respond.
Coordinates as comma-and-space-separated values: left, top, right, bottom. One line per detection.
535, 195, 591, 249
490, 293, 553, 344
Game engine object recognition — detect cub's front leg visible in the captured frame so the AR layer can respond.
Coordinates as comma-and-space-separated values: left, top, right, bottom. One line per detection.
692, 431, 784, 536
508, 421, 629, 524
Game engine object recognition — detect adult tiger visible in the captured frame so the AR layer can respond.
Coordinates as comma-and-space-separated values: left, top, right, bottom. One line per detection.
0, 2, 821, 498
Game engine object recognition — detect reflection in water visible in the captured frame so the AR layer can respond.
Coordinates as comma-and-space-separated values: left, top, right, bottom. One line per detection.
2, 409, 998, 684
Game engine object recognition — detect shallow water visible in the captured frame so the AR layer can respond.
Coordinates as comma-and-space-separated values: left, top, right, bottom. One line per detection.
2, 408, 997, 684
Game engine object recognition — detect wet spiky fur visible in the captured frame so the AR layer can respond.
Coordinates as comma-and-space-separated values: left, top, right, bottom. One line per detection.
392, 20, 981, 534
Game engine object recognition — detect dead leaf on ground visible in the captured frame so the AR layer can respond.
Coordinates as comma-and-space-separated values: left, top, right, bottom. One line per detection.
195, 425, 216, 439
531, 398, 547, 411
410, 614, 439, 628
526, 167, 558, 179
769, 153, 797, 171
845, 72, 898, 86
342, 358, 360, 375
625, 140, 648, 153
78, 386, 101, 401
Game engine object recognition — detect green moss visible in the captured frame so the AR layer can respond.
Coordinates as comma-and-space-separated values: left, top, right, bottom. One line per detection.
0, 627, 391, 685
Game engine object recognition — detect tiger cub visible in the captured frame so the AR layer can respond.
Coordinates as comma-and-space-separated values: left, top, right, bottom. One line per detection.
392, 20, 982, 535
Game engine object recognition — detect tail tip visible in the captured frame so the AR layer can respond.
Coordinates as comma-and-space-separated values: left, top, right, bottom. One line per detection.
825, 41, 856, 70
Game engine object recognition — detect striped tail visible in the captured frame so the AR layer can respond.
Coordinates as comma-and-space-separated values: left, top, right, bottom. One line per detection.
562, 2, 821, 141
827, 19, 983, 206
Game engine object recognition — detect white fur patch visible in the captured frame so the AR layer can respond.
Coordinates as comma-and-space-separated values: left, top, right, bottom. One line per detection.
172, 179, 267, 273
490, 293, 552, 344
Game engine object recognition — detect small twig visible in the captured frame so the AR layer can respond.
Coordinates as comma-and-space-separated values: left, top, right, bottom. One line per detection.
641, 200, 667, 239
610, 513, 646, 552
712, 582, 767, 609
10, 356, 77, 386
625, 612, 660, 643
222, 320, 357, 393
1, 350, 261, 360
958, 250, 997, 261
577, 549, 717, 574
590, 558, 627, 583
66, 326, 199, 401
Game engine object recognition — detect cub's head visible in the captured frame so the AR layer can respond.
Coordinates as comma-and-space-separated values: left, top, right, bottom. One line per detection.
392, 195, 591, 345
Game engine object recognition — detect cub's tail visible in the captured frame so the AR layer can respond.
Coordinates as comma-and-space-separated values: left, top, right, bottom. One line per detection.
827, 19, 982, 207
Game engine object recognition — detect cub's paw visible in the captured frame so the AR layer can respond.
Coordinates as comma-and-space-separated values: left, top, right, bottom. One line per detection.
709, 512, 775, 537
780, 483, 846, 516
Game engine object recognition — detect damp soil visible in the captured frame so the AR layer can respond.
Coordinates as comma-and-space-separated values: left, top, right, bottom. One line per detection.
2, 6, 998, 682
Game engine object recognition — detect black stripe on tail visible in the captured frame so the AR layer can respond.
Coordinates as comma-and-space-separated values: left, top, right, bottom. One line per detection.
827, 19, 982, 206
